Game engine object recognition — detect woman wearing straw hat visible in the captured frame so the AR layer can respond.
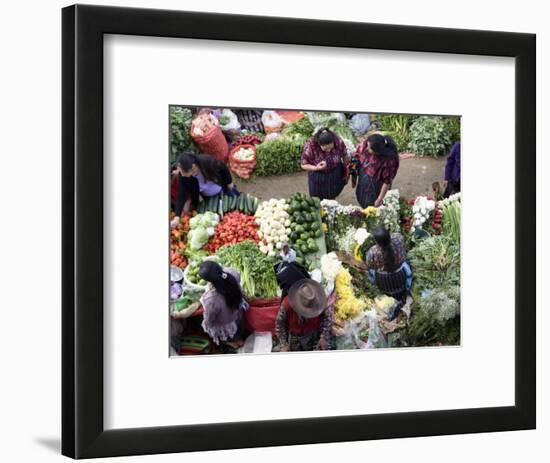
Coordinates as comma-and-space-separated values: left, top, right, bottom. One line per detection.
275, 278, 333, 352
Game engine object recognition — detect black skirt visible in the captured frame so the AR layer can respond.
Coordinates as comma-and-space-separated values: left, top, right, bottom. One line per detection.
307, 162, 345, 200
355, 172, 382, 208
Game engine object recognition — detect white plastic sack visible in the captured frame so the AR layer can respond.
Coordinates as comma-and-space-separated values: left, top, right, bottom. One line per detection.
238, 332, 273, 354
263, 132, 282, 142
219, 108, 240, 133
349, 113, 371, 135
364, 309, 387, 349
261, 110, 284, 132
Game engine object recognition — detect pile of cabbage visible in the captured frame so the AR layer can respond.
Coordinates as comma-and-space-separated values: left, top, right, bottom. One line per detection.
188, 212, 219, 250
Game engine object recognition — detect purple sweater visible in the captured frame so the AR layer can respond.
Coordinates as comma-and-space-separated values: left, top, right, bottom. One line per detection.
200, 267, 248, 345
444, 142, 461, 183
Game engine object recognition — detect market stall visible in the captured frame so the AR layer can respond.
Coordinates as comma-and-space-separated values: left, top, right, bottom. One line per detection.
170, 183, 461, 354
169, 107, 461, 354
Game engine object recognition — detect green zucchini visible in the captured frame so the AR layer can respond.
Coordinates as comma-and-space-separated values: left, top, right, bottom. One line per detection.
222, 195, 229, 213
242, 194, 249, 214
210, 195, 218, 212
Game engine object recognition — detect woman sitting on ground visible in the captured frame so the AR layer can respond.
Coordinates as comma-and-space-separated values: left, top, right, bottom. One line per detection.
198, 260, 249, 349
365, 226, 413, 320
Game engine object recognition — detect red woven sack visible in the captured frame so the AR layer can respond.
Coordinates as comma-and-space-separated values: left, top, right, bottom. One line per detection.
244, 297, 281, 334
228, 144, 257, 180
191, 115, 229, 162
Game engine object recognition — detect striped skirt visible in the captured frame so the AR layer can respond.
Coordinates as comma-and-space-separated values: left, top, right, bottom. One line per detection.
307, 162, 345, 200
356, 172, 381, 208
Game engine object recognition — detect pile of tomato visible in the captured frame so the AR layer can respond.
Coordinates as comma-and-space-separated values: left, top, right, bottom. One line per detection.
203, 211, 259, 253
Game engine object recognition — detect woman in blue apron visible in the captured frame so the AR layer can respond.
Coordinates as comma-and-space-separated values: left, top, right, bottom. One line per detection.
365, 226, 413, 320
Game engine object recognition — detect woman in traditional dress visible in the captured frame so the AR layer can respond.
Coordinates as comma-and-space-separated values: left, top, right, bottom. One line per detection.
301, 128, 348, 200
354, 134, 400, 208
198, 260, 249, 349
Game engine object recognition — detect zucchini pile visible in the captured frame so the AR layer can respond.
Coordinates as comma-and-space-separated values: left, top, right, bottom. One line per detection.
287, 193, 323, 266
196, 193, 259, 216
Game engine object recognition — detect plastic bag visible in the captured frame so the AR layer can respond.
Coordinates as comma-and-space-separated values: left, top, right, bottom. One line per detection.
307, 112, 346, 128
349, 113, 371, 135
364, 309, 387, 348
238, 332, 273, 354
263, 132, 282, 142
334, 312, 369, 350
261, 110, 284, 133
219, 109, 241, 138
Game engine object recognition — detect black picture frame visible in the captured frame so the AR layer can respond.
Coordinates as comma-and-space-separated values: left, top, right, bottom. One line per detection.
62, 4, 536, 459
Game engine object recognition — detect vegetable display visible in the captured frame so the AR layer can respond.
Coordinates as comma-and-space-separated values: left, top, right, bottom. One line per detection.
170, 214, 190, 269
408, 116, 454, 158
376, 189, 401, 232
408, 235, 460, 292
373, 114, 415, 153
172, 289, 203, 313
204, 211, 259, 253
440, 193, 461, 242
282, 117, 314, 140
185, 260, 207, 287
255, 198, 291, 257
408, 286, 460, 345
286, 193, 323, 266
228, 144, 257, 179
168, 106, 464, 352
410, 196, 436, 232
169, 107, 197, 162
334, 267, 368, 322
254, 137, 304, 177
216, 240, 279, 299
187, 212, 219, 250
197, 193, 259, 216
233, 146, 255, 161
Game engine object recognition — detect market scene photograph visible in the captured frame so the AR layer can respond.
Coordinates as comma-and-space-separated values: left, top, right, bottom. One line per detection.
169, 107, 461, 355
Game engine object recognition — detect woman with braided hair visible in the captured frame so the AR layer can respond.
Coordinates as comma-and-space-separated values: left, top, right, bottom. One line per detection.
365, 226, 413, 320
198, 260, 249, 348
354, 133, 400, 207
300, 127, 349, 200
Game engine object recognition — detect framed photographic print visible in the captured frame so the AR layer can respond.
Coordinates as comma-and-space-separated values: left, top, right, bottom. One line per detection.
62, 4, 536, 459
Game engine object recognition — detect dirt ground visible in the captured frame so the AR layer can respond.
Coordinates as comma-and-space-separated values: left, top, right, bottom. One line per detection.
238, 156, 448, 203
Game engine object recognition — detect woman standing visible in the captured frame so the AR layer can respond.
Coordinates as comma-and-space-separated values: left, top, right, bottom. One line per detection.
198, 260, 249, 349
443, 141, 461, 198
171, 151, 239, 227
354, 134, 400, 208
301, 128, 348, 200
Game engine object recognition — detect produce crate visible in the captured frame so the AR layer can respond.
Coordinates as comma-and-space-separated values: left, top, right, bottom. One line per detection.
179, 335, 210, 355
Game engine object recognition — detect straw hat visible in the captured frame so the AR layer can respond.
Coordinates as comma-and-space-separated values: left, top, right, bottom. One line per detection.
287, 279, 327, 319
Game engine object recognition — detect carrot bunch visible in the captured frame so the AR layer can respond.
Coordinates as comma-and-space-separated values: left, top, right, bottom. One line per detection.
203, 211, 259, 253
